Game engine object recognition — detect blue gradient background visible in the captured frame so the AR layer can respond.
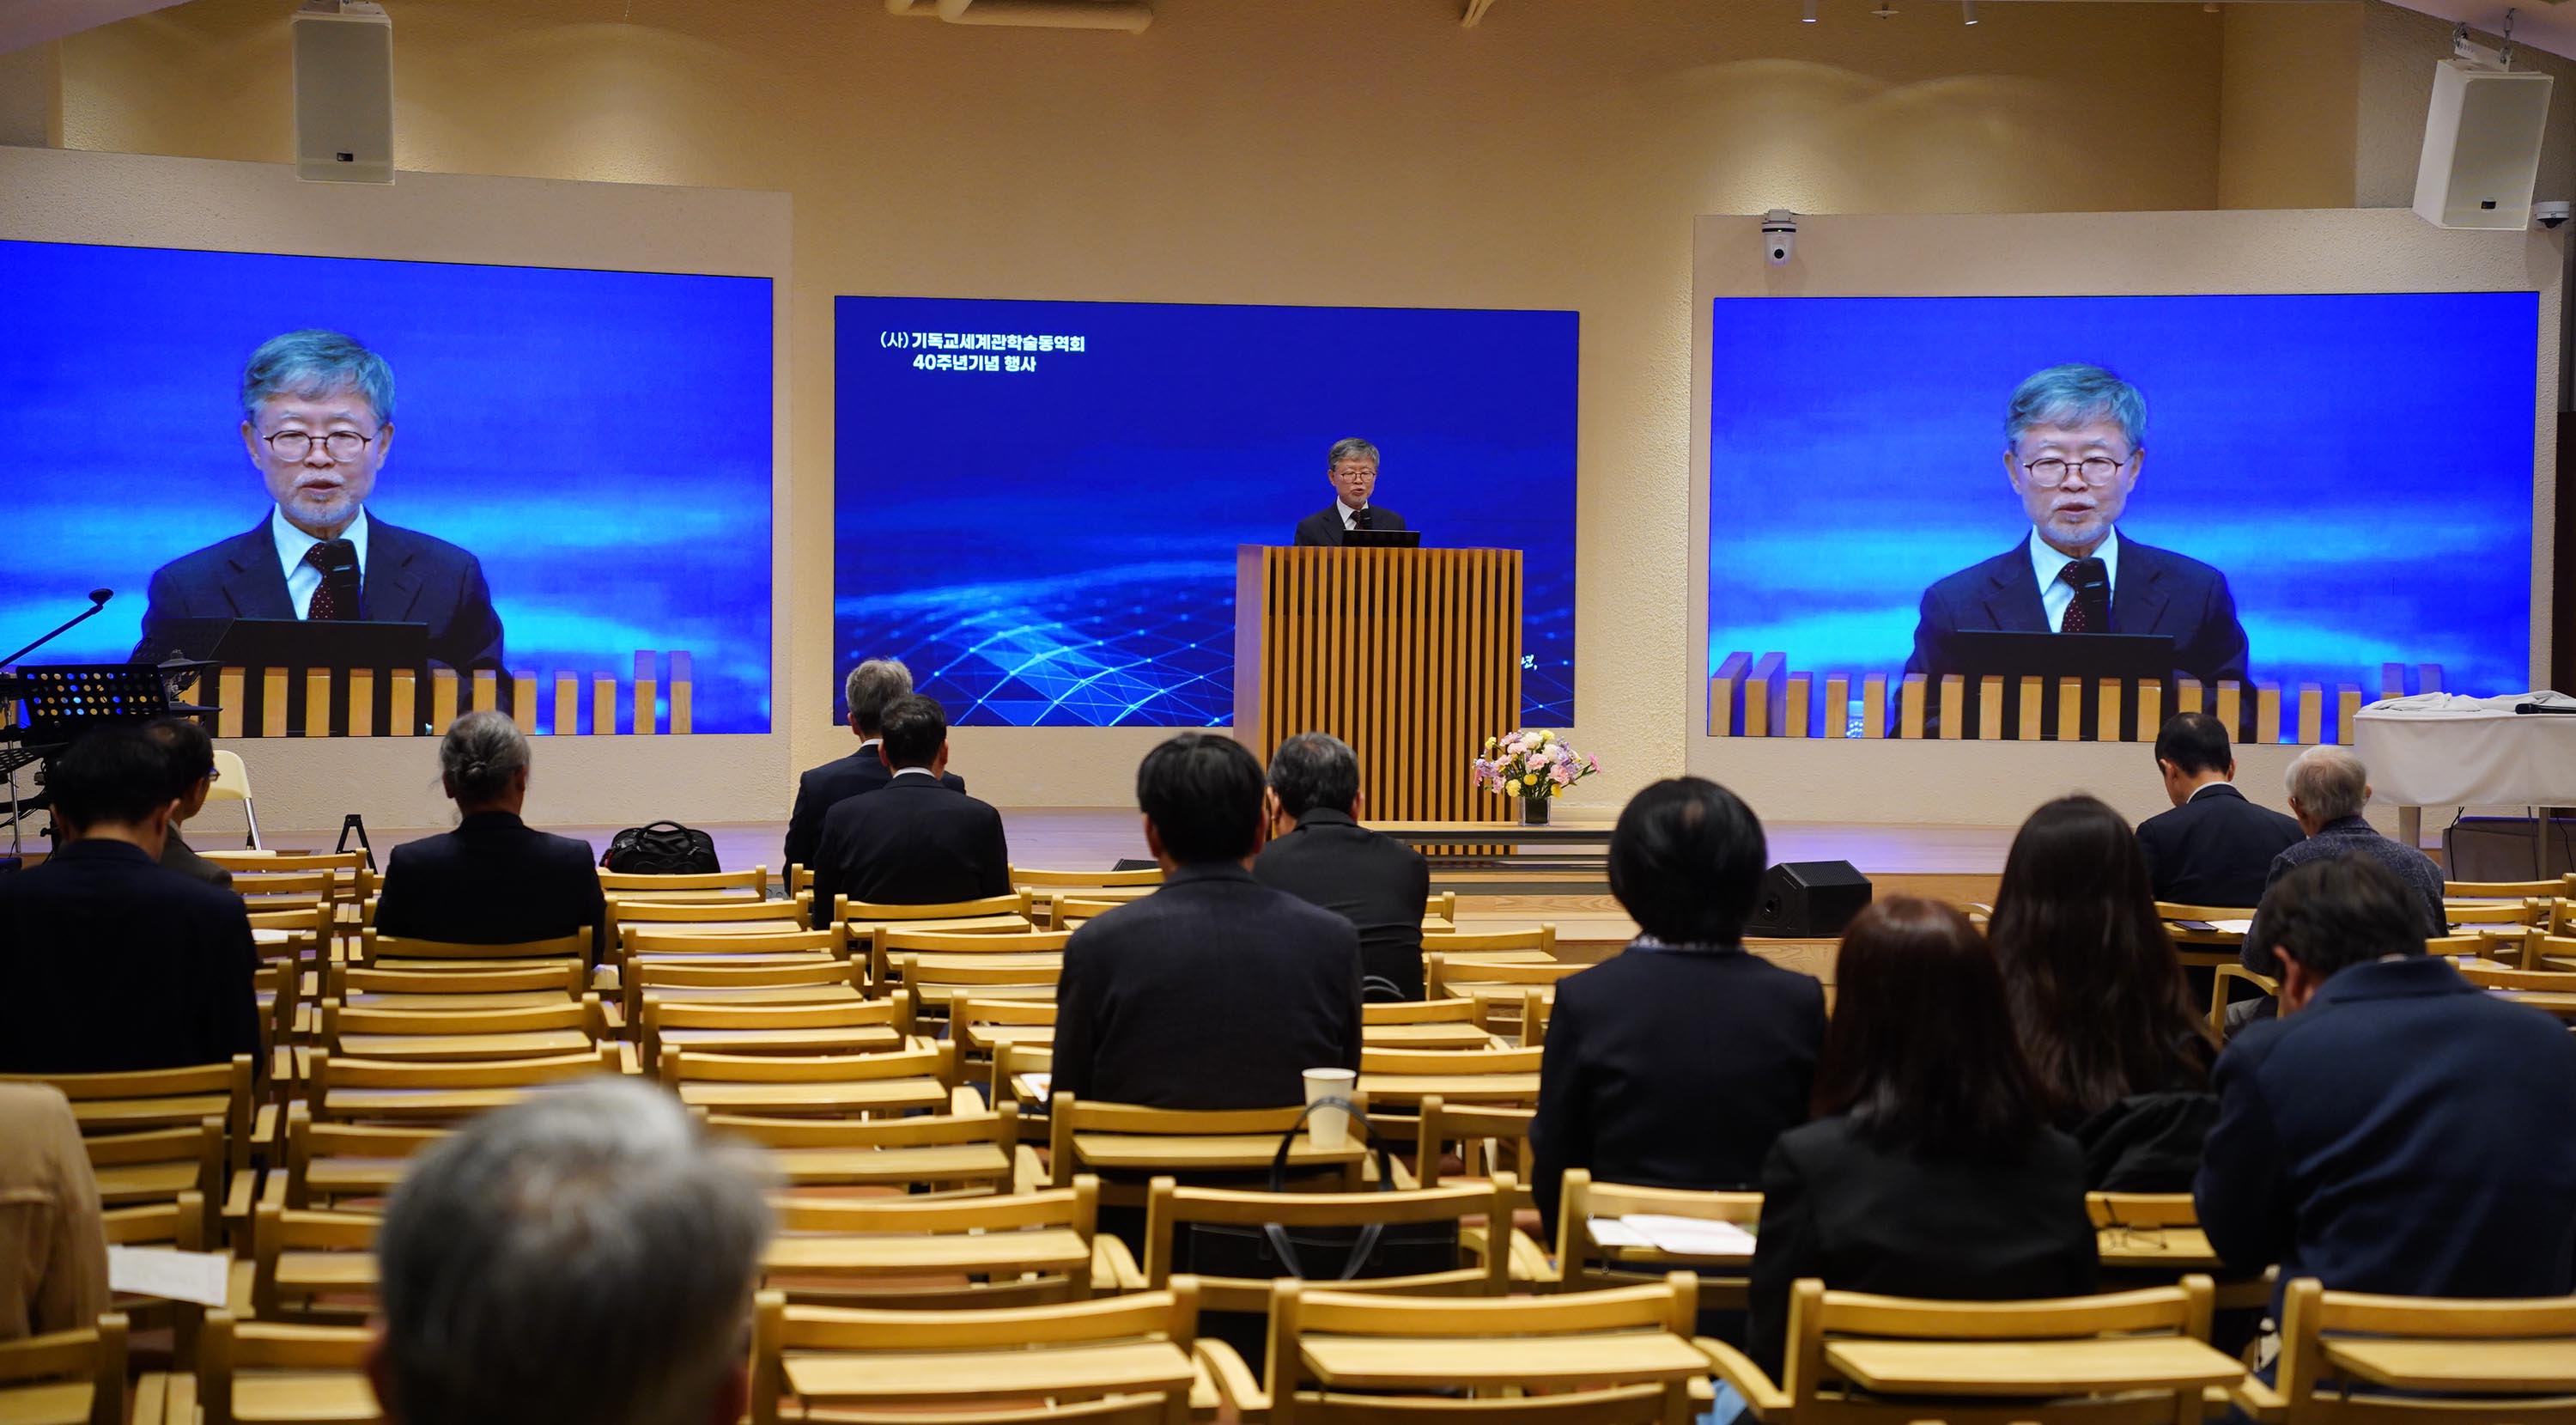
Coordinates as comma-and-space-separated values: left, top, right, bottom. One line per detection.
1706, 293, 2537, 728
0, 240, 774, 732
835, 296, 1580, 728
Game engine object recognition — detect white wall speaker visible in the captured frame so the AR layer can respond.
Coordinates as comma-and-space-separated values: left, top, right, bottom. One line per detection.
293, 2, 393, 184
2412, 57, 2552, 229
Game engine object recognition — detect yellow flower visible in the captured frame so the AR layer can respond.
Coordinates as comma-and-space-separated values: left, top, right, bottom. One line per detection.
1534, 729, 1553, 746
1504, 778, 1521, 795
1551, 783, 1565, 796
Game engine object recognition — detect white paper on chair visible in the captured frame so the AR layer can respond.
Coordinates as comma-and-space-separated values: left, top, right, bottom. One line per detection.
2208, 919, 2256, 935
1586, 1217, 1652, 1248
1021, 1071, 1053, 1099
1619, 1214, 1758, 1258
107, 1245, 229, 1306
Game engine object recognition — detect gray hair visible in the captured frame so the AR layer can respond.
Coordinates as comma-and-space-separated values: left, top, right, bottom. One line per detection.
2285, 745, 2370, 823
240, 329, 396, 425
843, 658, 914, 736
2004, 363, 2145, 453
1326, 437, 1381, 470
375, 1078, 774, 1425
438, 709, 529, 805
1269, 731, 1361, 819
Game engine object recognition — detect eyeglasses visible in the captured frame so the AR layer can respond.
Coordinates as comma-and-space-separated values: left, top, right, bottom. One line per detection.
1329, 465, 1376, 480
263, 429, 374, 462
2018, 453, 2132, 486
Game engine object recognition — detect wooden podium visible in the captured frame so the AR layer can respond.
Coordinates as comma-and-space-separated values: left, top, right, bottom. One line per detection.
1234, 545, 1522, 823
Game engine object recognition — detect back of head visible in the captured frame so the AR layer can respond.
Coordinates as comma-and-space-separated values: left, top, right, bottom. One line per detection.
1137, 734, 1266, 865
2153, 711, 2231, 778
1607, 777, 1766, 945
1990, 795, 2205, 1118
144, 716, 217, 798
878, 693, 947, 770
242, 328, 397, 423
1817, 897, 2044, 1153
48, 725, 178, 832
1268, 732, 1360, 819
2285, 746, 2369, 824
438, 710, 529, 807
2261, 856, 2426, 977
843, 660, 914, 738
375, 1078, 773, 1425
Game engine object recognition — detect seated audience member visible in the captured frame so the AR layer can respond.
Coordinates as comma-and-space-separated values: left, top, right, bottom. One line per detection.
374, 711, 609, 962
783, 658, 965, 872
0, 727, 259, 1074
1054, 734, 1363, 1109
2196, 857, 2576, 1309
143, 716, 234, 888
2133, 711, 2300, 908
0, 1084, 107, 1343
1532, 777, 1825, 1232
807, 694, 1009, 927
1747, 897, 2097, 1380
369, 1077, 772, 1425
1988, 795, 2215, 1187
1254, 732, 1431, 1001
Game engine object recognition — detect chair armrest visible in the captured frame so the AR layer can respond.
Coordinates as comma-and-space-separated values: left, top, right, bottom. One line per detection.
1091, 1234, 1148, 1294
251, 1102, 279, 1148
951, 1085, 984, 1116
1014, 1144, 1048, 1196
1696, 1337, 1791, 1419
2230, 1376, 2287, 1422
617, 1042, 643, 1075
1194, 1339, 1268, 1421
223, 1168, 262, 1239
1504, 1227, 1558, 1286
133, 1372, 172, 1425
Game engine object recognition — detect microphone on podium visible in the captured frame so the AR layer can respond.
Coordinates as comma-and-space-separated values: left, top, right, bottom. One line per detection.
1352, 506, 1373, 533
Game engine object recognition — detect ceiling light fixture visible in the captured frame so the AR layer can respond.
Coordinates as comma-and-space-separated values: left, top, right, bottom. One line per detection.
1802, 0, 1818, 21
1962, 0, 1978, 22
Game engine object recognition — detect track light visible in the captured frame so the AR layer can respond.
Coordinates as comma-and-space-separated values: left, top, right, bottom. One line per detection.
1962, 0, 1978, 21
1802, 0, 1818, 21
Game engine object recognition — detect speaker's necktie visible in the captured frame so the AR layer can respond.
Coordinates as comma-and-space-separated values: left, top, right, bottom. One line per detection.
304, 539, 361, 620
2058, 557, 2109, 634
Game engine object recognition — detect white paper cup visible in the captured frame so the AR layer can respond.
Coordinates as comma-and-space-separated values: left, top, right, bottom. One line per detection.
1303, 1068, 1361, 1148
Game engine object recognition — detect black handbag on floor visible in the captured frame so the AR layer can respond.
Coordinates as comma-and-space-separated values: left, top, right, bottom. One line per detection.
600, 820, 720, 874
1170, 1098, 1461, 1283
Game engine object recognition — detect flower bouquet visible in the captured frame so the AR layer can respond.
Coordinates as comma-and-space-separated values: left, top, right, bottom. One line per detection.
1472, 729, 1600, 825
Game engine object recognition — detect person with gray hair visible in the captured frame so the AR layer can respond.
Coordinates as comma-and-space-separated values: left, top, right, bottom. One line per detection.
133, 328, 504, 673
1904, 362, 2247, 704
374, 710, 609, 962
2222, 744, 2448, 1032
1253, 732, 1431, 999
368, 1077, 774, 1425
1292, 437, 1410, 546
783, 657, 968, 871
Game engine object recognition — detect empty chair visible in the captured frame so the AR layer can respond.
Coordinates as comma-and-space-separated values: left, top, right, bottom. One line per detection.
898, 953, 1065, 1020
306, 1045, 617, 1126
1139, 1176, 1519, 1313
1552, 1168, 1760, 1300
248, 1203, 382, 1324
196, 1310, 375, 1425
877, 926, 1067, 1000
655, 1043, 953, 1118
620, 953, 866, 1034
325, 961, 586, 1014
1047, 1098, 1368, 1206
1423, 952, 1582, 1032
1362, 999, 1497, 1050
1358, 1045, 1542, 1113
598, 863, 769, 903
361, 928, 590, 975
713, 1106, 1032, 1197
204, 748, 260, 849
319, 996, 607, 1063
641, 997, 908, 1064
0, 1312, 125, 1425
2241, 1277, 2576, 1422
282, 1105, 447, 1209
762, 1179, 1132, 1307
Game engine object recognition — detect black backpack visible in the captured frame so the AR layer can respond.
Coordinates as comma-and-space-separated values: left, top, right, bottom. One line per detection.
600, 820, 720, 874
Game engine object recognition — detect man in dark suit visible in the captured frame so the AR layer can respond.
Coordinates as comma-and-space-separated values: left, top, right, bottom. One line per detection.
131, 330, 503, 673
1254, 732, 1430, 1001
0, 727, 260, 1075
783, 658, 966, 872
2196, 856, 2576, 1312
808, 694, 1010, 926
374, 710, 610, 963
2134, 712, 2301, 908
142, 716, 234, 888
1291, 436, 1409, 546
1532, 776, 1826, 1233
1904, 363, 2247, 688
1055, 734, 1364, 1110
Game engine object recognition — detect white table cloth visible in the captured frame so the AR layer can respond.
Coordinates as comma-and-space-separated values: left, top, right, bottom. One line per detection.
2353, 692, 2576, 807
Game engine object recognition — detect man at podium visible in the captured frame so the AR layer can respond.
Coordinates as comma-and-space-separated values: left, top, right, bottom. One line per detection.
1292, 437, 1409, 546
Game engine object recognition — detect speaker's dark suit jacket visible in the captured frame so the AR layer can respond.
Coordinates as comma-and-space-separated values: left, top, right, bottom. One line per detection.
1054, 864, 1364, 1110
1254, 809, 1431, 1001
808, 776, 1010, 928
782, 743, 966, 872
1532, 944, 1828, 1231
160, 830, 234, 890
0, 839, 261, 1075
2135, 783, 2304, 910
1291, 506, 1407, 546
2195, 955, 2576, 1314
134, 515, 504, 672
374, 812, 609, 962
1748, 1118, 2099, 1378
1904, 535, 2248, 685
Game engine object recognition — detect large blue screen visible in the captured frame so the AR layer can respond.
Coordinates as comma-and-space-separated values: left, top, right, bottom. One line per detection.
0, 240, 774, 732
835, 297, 1579, 728
1706, 292, 2536, 722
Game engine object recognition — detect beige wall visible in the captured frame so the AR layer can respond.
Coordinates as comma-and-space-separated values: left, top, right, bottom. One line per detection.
2218, 2, 2360, 210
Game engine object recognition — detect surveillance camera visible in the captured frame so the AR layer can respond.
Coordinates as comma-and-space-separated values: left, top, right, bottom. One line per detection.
1762, 208, 1798, 265
2538, 200, 2572, 229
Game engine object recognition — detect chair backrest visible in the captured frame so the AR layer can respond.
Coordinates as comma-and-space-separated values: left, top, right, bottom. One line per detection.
2156, 900, 2259, 922
1012, 866, 1166, 888
283, 1102, 450, 1209
641, 996, 908, 1067
2085, 1191, 2203, 1229
623, 953, 864, 1029
0, 1313, 127, 1425
319, 996, 605, 1061
1553, 1169, 1760, 1301
613, 897, 811, 938
2446, 899, 2544, 926
245, 903, 333, 959
1053, 896, 1128, 923
899, 955, 1065, 1014
361, 929, 590, 967
250, 1203, 382, 1322
623, 924, 848, 960
656, 1043, 953, 1117
1412, 1094, 1534, 1191
2266, 1276, 2576, 1422
1420, 925, 1558, 959
763, 1179, 1103, 1306
713, 1104, 1023, 1194
1047, 1098, 1352, 1194
3, 1057, 257, 1149
220, 868, 339, 913
213, 852, 372, 910
839, 891, 1034, 925
1143, 1175, 1514, 1312
1364, 999, 1483, 1026
208, 748, 253, 801
326, 961, 586, 1008
2446, 879, 2567, 899
197, 1311, 374, 1425
82, 1117, 224, 1245
2457, 962, 2576, 993
307, 1045, 619, 1125
993, 1038, 1054, 1105
598, 864, 769, 899
1357, 1045, 1543, 1106
877, 928, 1072, 992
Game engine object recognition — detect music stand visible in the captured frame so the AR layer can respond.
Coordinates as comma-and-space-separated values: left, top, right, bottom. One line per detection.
1, 663, 191, 861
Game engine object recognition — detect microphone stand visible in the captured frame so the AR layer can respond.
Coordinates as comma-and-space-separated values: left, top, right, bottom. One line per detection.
1, 595, 112, 670
1, 592, 113, 872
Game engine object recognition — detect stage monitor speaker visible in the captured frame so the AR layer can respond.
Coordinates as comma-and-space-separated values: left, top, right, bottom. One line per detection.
1745, 860, 1872, 939
293, 2, 394, 185
2412, 57, 2552, 229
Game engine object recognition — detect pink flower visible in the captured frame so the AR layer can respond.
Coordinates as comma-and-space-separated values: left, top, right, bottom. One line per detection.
1549, 763, 1575, 786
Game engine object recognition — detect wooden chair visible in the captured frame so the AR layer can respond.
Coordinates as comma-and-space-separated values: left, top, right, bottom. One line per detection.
100, 1194, 210, 1364
2157, 901, 2257, 970
655, 1042, 954, 1118
712, 1105, 1033, 1196
764, 1179, 1140, 1306
325, 961, 585, 1013
2447, 899, 2545, 929
1701, 1276, 2237, 1425
212, 858, 365, 913
897, 953, 1065, 1018
750, 1282, 1212, 1425
2238, 1277, 2576, 1422
2445, 879, 2567, 899
1054, 894, 1133, 926
84, 1118, 224, 1248
2210, 964, 2281, 1038
993, 1038, 1054, 1110
307, 1044, 618, 1125
1521, 987, 1555, 1047
1552, 1168, 1759, 1300
620, 948, 863, 1018
1411, 1097, 1541, 1273
877, 927, 1069, 999
598, 864, 769, 903
282, 1104, 447, 1209
360, 928, 589, 974
1420, 925, 1558, 961
641, 996, 908, 1064
1230, 1276, 1710, 1425
1012, 866, 1165, 889
2088, 1191, 2273, 1311
5, 1058, 261, 1241
955, 996, 1058, 1057
195, 1311, 374, 1425
319, 996, 606, 1062
1048, 1097, 1367, 1207
1356, 1045, 1543, 1111
1140, 1175, 1517, 1313
1362, 999, 1498, 1050
612, 897, 812, 953
1423, 953, 1583, 1032
622, 923, 850, 967
0, 1314, 126, 1425
840, 892, 1037, 965
248, 1203, 381, 1324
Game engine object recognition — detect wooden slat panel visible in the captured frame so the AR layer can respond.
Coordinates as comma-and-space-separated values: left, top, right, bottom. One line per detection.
1938, 674, 1963, 740
2055, 677, 2081, 741
471, 668, 497, 716
1825, 675, 1850, 740
2419, 662, 2444, 695
593, 674, 617, 737
218, 667, 246, 739
2177, 680, 2203, 716
2215, 680, 2241, 733
1783, 673, 1810, 740
1710, 653, 1749, 737
635, 651, 659, 736
2016, 677, 2042, 741
303, 669, 330, 739
2337, 684, 2362, 745
555, 673, 578, 736
2256, 680, 2281, 746
348, 669, 375, 737
2134, 679, 2160, 744
388, 668, 416, 737
2099, 678, 2123, 743
1899, 674, 1926, 740
2297, 682, 2324, 745
262, 667, 289, 739
1747, 653, 1785, 737
430, 668, 459, 732
1977, 675, 2002, 740
510, 673, 538, 734
2382, 662, 2407, 699
671, 653, 695, 736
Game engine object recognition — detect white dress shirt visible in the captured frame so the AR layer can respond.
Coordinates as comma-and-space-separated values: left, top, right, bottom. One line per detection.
272, 506, 371, 619
890, 766, 939, 781
2028, 525, 2119, 631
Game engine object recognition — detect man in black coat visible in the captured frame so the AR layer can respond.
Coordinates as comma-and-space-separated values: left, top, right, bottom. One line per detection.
808, 694, 1010, 926
143, 716, 236, 889
374, 710, 609, 963
1254, 732, 1431, 1001
1291, 437, 1408, 546
1054, 734, 1363, 1110
1532, 777, 1827, 1232
2134, 712, 2301, 908
783, 658, 966, 872
0, 727, 260, 1074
